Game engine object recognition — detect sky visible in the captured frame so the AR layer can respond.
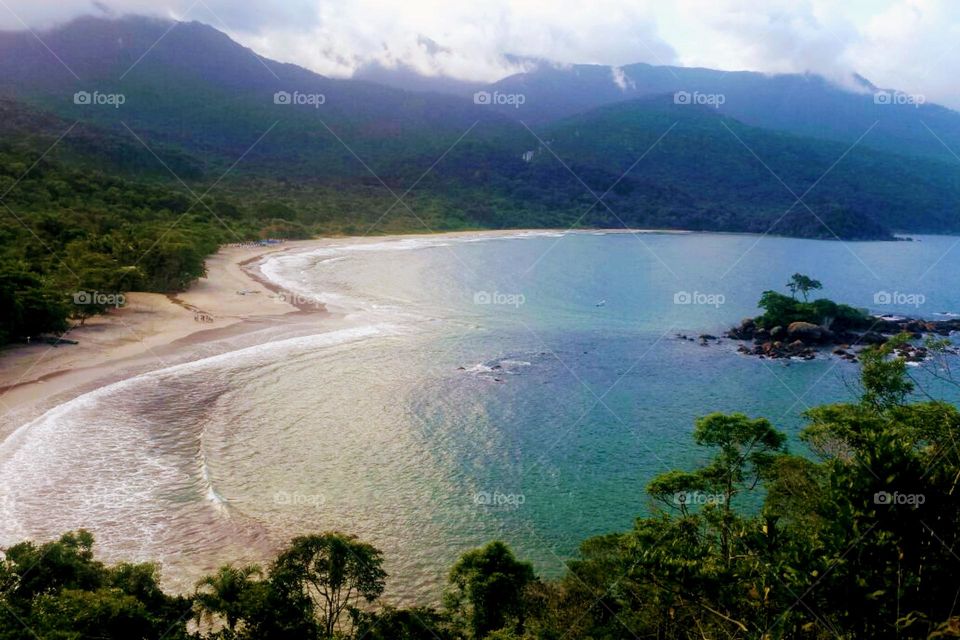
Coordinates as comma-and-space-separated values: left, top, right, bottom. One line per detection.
1, 0, 958, 108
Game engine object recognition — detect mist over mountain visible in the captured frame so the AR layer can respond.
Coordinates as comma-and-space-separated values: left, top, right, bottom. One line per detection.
0, 15, 958, 240
368, 59, 960, 162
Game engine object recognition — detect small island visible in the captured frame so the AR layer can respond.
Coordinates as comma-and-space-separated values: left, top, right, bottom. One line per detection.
724, 274, 960, 361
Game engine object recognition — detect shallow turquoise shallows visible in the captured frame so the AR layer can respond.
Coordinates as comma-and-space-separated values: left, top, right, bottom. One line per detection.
2, 231, 958, 603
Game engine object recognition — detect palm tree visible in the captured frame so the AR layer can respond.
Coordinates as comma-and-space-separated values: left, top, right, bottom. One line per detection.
193, 565, 261, 635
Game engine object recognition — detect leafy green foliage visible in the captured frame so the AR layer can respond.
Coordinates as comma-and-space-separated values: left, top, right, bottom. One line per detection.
756, 289, 871, 330
2, 311, 959, 640
787, 273, 822, 301
445, 541, 536, 639
273, 532, 387, 638
0, 530, 191, 640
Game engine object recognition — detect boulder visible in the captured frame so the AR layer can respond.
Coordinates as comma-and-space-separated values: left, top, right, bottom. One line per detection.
787, 321, 822, 342
770, 325, 785, 340
727, 318, 757, 340
858, 331, 887, 345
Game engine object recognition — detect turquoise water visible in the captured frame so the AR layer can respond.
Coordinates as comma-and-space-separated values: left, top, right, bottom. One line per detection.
2, 231, 959, 602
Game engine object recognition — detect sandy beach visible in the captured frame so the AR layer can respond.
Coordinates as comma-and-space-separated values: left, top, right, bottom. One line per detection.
0, 240, 327, 438
0, 229, 580, 440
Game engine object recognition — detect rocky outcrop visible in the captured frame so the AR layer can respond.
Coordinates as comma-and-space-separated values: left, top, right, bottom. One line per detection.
722, 315, 960, 361
787, 321, 823, 342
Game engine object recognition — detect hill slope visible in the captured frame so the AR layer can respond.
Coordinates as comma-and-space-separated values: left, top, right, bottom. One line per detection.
0, 16, 957, 241
475, 62, 960, 162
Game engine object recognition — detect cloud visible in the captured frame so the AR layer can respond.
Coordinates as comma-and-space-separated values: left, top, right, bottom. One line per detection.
0, 0, 676, 81
668, 0, 960, 108
241, 0, 677, 81
0, 0, 317, 32
852, 0, 960, 108
0, 0, 958, 109
672, 0, 861, 82
610, 66, 635, 91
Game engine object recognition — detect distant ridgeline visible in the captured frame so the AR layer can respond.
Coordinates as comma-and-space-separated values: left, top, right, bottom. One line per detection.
3, 16, 960, 343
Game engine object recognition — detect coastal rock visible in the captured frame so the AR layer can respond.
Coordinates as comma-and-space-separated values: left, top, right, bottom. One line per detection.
857, 331, 886, 345
724, 312, 959, 362
728, 318, 757, 340
787, 321, 822, 342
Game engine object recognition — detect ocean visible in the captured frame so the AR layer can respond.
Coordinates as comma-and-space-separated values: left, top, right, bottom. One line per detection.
2, 230, 959, 603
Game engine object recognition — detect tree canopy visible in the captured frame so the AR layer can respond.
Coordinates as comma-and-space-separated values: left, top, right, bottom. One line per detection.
2, 342, 959, 639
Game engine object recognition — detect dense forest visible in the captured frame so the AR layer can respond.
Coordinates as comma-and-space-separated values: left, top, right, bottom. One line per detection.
0, 95, 946, 346
3, 64, 960, 346
0, 130, 479, 346
1, 339, 958, 639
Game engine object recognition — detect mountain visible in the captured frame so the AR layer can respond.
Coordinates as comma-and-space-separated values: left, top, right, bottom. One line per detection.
416, 96, 960, 238
468, 62, 960, 162
0, 15, 958, 241
0, 97, 205, 179
0, 15, 519, 179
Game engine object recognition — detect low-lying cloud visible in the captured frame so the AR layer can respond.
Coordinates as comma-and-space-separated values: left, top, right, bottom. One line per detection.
1, 0, 958, 109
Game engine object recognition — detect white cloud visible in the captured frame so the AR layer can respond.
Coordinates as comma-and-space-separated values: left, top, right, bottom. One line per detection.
610, 66, 635, 91
671, 0, 861, 82
0, 0, 958, 108
241, 0, 676, 81
852, 0, 960, 108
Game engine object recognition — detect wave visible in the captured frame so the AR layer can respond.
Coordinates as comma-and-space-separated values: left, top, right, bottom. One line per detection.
0, 324, 396, 547
259, 231, 575, 316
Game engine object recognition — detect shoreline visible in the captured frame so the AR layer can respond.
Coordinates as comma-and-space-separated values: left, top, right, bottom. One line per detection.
0, 228, 609, 440
0, 225, 941, 441
0, 240, 323, 441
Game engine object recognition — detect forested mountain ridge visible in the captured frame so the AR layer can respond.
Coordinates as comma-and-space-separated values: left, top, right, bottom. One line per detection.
1, 15, 957, 239
2, 15, 960, 344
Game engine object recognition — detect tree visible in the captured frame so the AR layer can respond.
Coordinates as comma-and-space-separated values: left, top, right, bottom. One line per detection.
445, 541, 535, 639
272, 532, 386, 638
349, 605, 457, 639
786, 272, 822, 302
649, 413, 787, 565
0, 530, 190, 639
194, 565, 262, 635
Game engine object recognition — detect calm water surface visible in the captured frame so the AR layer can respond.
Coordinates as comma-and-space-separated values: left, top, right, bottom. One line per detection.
2, 231, 958, 602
